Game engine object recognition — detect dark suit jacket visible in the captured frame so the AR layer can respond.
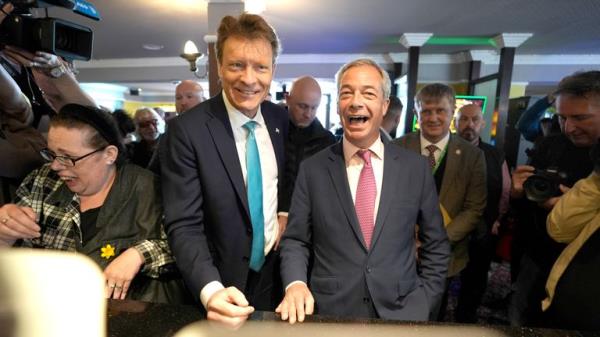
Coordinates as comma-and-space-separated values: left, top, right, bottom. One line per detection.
280, 140, 450, 320
159, 93, 288, 298
393, 132, 486, 276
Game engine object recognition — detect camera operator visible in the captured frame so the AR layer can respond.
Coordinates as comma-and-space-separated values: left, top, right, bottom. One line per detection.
540, 142, 600, 331
0, 2, 96, 204
0, 48, 45, 205
509, 71, 600, 327
0, 3, 95, 121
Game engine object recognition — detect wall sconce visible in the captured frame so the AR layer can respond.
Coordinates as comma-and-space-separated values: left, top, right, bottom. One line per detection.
180, 40, 204, 73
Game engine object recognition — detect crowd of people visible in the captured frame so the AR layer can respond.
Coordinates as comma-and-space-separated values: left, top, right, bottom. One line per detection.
0, 6, 598, 332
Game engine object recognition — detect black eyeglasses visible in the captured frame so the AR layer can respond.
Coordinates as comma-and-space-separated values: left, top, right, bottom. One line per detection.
138, 119, 158, 128
39, 147, 106, 167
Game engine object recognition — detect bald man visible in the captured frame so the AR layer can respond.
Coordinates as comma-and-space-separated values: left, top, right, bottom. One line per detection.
454, 103, 511, 323
281, 76, 336, 211
175, 80, 204, 114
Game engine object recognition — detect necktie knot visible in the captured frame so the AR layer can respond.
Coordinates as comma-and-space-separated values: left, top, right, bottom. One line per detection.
357, 150, 372, 167
426, 144, 438, 155
243, 120, 258, 133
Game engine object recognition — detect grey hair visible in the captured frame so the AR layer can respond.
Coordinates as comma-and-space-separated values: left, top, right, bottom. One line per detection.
335, 58, 391, 100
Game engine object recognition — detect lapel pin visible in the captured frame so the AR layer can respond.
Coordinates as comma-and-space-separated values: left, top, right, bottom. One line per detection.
456, 149, 461, 155
275, 128, 280, 134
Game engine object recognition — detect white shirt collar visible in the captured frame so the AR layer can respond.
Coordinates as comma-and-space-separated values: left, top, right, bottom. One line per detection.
222, 91, 265, 130
343, 136, 384, 165
420, 131, 450, 153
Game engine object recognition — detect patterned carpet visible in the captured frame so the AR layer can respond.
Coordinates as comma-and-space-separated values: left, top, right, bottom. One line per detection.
444, 261, 512, 325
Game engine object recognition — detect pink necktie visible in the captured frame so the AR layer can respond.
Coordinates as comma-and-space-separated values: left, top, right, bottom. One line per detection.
355, 150, 376, 248
425, 144, 438, 170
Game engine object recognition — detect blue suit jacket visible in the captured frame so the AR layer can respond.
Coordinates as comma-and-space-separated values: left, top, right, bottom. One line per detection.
160, 93, 288, 297
280, 140, 450, 320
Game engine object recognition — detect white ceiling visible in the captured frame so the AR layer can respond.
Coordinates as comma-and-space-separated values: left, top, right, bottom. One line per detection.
43, 0, 600, 97
51, 0, 600, 58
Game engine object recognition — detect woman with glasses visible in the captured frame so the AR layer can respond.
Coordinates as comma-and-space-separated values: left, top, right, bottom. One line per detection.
0, 103, 189, 304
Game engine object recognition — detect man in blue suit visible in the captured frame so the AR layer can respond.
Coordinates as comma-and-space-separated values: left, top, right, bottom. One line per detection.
160, 13, 288, 327
277, 59, 450, 322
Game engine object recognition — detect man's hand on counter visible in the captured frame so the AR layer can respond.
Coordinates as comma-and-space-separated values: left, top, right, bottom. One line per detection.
276, 282, 314, 324
206, 287, 254, 330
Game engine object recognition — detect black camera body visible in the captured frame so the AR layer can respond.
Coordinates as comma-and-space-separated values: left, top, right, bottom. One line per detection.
0, 0, 98, 61
523, 168, 567, 203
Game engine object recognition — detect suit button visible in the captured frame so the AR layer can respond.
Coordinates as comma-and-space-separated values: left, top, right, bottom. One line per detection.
242, 256, 249, 262
366, 267, 372, 273
363, 297, 370, 303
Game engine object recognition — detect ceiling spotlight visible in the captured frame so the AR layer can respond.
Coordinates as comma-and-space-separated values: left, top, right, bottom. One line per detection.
180, 40, 204, 72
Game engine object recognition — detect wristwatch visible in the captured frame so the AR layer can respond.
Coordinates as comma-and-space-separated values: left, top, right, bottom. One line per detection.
49, 63, 68, 78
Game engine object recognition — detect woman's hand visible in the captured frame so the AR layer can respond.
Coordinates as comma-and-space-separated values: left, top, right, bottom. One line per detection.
104, 247, 145, 300
0, 204, 40, 246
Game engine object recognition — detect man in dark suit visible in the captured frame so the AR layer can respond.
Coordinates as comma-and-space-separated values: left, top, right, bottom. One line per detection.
393, 83, 486, 320
277, 59, 450, 323
160, 13, 288, 327
454, 103, 511, 323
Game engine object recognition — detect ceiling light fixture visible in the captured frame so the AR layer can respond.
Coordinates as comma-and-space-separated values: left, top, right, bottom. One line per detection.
180, 40, 204, 73
244, 0, 266, 14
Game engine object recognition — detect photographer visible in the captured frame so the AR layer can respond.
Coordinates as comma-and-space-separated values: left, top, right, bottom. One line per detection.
541, 144, 600, 330
509, 71, 600, 327
0, 2, 96, 204
0, 2, 95, 119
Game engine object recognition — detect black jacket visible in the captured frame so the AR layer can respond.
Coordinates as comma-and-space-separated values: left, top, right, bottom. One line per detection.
281, 119, 336, 210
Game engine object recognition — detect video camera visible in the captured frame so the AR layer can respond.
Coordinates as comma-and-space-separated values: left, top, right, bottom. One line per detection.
523, 167, 568, 203
0, 0, 100, 61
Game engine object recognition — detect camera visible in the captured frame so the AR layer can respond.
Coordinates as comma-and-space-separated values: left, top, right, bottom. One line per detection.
523, 167, 567, 203
0, 0, 100, 61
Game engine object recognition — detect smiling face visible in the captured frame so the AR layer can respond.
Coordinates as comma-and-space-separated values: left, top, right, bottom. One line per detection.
47, 126, 117, 197
218, 36, 274, 118
417, 96, 454, 143
338, 64, 389, 148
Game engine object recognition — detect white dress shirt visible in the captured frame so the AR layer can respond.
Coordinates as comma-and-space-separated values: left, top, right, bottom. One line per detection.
419, 132, 450, 166
200, 93, 280, 308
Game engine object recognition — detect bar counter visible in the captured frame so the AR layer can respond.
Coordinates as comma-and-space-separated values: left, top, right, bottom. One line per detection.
107, 300, 599, 337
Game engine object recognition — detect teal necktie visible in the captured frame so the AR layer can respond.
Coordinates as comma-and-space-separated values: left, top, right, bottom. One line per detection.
243, 121, 265, 271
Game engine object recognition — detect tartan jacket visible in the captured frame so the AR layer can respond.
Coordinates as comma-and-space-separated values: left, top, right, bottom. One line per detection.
14, 163, 173, 279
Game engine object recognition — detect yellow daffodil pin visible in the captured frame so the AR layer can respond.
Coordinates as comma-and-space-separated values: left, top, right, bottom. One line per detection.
101, 244, 116, 260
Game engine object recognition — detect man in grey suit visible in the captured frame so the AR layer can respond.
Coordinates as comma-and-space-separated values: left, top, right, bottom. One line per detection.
393, 83, 486, 319
277, 59, 450, 323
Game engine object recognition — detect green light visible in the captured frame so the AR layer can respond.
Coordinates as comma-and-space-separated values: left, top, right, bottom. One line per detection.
426, 36, 496, 47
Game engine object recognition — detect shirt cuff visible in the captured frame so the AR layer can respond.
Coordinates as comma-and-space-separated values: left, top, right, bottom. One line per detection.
285, 280, 307, 292
200, 281, 225, 309
277, 212, 289, 218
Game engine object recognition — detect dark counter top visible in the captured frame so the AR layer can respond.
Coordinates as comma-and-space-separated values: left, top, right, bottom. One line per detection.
107, 300, 599, 337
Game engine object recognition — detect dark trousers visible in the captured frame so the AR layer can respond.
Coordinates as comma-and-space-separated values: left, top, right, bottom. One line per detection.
456, 235, 497, 323
245, 250, 283, 311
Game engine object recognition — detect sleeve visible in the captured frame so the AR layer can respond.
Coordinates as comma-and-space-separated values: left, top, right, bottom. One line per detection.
279, 161, 313, 288
133, 228, 174, 278
515, 95, 552, 142
159, 119, 220, 297
498, 160, 512, 218
445, 148, 487, 242
11, 169, 40, 248
547, 173, 600, 243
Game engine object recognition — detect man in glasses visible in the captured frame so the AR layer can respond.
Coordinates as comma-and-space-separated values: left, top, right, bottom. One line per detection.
129, 107, 164, 168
